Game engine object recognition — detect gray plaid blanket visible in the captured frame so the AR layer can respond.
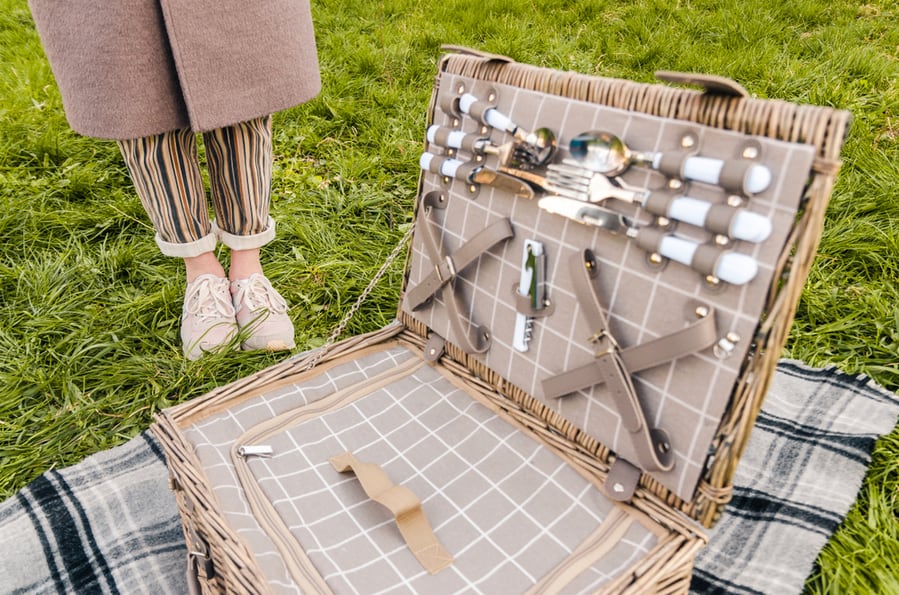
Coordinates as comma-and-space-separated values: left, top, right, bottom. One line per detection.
1, 359, 896, 594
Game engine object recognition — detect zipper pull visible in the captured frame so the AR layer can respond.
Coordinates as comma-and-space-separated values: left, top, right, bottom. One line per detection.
237, 444, 274, 458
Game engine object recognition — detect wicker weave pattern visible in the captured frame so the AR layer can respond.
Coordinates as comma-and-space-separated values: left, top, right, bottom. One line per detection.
188, 343, 663, 593
403, 73, 817, 504
151, 49, 849, 593
397, 52, 849, 526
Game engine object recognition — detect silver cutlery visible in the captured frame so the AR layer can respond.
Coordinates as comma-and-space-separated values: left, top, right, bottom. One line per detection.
418, 153, 534, 199
538, 196, 758, 285
569, 131, 773, 195
426, 125, 553, 169
545, 162, 772, 243
456, 93, 557, 167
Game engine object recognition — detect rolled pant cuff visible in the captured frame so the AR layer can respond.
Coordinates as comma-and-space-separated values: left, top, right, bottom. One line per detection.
155, 230, 218, 258
213, 217, 277, 251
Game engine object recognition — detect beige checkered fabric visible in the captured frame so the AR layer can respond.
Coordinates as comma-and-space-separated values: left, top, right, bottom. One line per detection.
403, 74, 817, 501
185, 344, 658, 593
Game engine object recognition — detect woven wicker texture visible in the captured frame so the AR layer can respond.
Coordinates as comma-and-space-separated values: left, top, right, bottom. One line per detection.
403, 71, 817, 504
397, 52, 848, 526
182, 343, 668, 593
151, 49, 849, 593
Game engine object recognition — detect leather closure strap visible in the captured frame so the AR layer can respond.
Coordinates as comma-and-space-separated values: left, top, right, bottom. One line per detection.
553, 250, 680, 472
330, 452, 453, 575
405, 191, 514, 353
542, 305, 717, 399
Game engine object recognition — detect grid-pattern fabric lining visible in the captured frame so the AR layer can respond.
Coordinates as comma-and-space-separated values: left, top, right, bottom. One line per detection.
402, 74, 817, 501
185, 345, 658, 593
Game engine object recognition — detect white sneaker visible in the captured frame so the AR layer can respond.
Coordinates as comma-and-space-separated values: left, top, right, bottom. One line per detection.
231, 273, 296, 352
181, 274, 238, 360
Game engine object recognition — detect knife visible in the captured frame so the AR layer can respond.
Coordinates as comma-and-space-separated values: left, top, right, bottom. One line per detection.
538, 196, 758, 285
419, 152, 534, 199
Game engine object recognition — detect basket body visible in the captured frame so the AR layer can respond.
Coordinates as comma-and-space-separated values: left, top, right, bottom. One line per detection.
152, 48, 849, 593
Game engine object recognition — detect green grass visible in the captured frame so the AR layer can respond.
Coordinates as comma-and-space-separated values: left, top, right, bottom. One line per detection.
2, 0, 897, 592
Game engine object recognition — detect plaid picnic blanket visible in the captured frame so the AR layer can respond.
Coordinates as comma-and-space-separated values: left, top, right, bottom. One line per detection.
1, 359, 897, 594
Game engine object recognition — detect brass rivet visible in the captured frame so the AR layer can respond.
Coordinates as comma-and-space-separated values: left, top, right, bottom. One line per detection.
695, 305, 710, 318
706, 275, 720, 286
457, 84, 465, 94
656, 216, 670, 227
613, 483, 624, 493
715, 235, 730, 246
649, 252, 663, 264
742, 146, 759, 159
681, 135, 696, 149
668, 179, 683, 190
488, 92, 496, 102
727, 195, 744, 207
468, 184, 477, 193
452, 118, 460, 127
480, 125, 489, 135
726, 331, 741, 343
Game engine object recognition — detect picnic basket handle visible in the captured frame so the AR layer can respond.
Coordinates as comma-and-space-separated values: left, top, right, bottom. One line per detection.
330, 452, 453, 575
653, 71, 749, 97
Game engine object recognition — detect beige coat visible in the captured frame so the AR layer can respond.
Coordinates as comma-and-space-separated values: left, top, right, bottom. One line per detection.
28, 0, 321, 140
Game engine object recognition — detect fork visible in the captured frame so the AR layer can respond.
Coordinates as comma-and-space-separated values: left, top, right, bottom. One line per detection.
545, 162, 772, 243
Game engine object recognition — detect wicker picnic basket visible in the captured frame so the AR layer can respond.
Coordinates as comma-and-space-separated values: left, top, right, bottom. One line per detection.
151, 47, 850, 594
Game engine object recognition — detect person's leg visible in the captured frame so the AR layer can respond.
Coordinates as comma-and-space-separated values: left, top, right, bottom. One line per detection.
203, 116, 295, 352
117, 129, 236, 359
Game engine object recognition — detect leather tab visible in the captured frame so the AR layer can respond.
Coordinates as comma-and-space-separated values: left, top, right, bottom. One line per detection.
705, 203, 739, 237
691, 243, 724, 277
654, 71, 749, 97
605, 457, 641, 502
512, 287, 555, 318
719, 159, 756, 194
466, 99, 496, 125
441, 45, 515, 64
331, 452, 453, 574
654, 150, 694, 180
424, 334, 446, 362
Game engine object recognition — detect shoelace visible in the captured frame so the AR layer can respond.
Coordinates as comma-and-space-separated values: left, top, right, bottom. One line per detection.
184, 277, 235, 320
233, 275, 288, 314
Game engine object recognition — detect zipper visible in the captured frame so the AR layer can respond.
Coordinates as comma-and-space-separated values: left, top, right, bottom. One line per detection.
231, 355, 427, 591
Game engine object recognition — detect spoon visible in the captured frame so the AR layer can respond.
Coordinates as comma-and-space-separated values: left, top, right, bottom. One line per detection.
569, 131, 772, 195
426, 125, 555, 168
456, 93, 557, 168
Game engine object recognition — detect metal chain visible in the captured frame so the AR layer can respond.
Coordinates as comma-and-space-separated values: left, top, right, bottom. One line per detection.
302, 222, 415, 370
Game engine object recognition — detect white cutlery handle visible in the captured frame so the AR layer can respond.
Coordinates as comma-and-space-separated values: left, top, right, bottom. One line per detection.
459, 93, 515, 132
419, 152, 463, 178
665, 196, 772, 243
657, 236, 758, 285
678, 156, 724, 185
426, 125, 468, 149
655, 154, 773, 194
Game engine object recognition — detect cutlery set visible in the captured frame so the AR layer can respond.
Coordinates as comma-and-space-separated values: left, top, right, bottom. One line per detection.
420, 92, 774, 351
421, 93, 774, 285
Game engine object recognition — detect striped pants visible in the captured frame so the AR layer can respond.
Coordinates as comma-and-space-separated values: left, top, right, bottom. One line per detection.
117, 116, 275, 258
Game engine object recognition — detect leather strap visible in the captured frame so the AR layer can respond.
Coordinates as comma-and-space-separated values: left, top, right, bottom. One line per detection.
330, 452, 453, 575
553, 250, 679, 471
405, 192, 513, 353
542, 298, 717, 400
512, 289, 556, 318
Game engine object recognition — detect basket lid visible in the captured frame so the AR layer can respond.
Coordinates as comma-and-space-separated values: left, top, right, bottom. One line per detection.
398, 48, 849, 527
